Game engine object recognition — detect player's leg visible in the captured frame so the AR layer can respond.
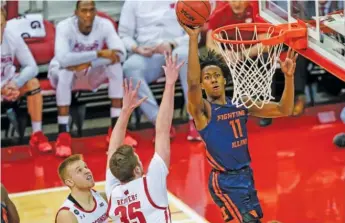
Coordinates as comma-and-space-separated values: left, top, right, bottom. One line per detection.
49, 67, 75, 157
90, 63, 138, 146
212, 169, 264, 223
122, 53, 165, 124
172, 45, 202, 141
243, 168, 263, 223
208, 171, 240, 223
18, 78, 52, 152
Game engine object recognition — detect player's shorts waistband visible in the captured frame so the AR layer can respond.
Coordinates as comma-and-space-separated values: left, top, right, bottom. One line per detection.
212, 165, 250, 174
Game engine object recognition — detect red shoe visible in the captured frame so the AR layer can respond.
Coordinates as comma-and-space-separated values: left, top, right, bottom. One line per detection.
55, 132, 72, 157
30, 131, 52, 152
106, 128, 138, 147
152, 126, 176, 143
187, 120, 202, 141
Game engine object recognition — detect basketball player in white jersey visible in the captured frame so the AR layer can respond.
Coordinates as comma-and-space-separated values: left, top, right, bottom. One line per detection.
48, 0, 136, 157
55, 154, 108, 223
1, 7, 52, 152
105, 53, 183, 222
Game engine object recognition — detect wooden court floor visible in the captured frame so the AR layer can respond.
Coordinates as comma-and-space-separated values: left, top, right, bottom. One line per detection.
9, 182, 210, 223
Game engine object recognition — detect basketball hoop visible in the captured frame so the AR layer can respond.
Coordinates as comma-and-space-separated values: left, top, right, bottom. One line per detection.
212, 22, 307, 109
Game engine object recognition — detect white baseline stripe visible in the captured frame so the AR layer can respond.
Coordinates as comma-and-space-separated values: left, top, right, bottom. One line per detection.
9, 181, 209, 223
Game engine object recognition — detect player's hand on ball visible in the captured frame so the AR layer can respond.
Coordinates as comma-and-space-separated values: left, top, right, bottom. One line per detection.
178, 19, 201, 38
122, 78, 148, 111
279, 48, 298, 77
162, 52, 185, 85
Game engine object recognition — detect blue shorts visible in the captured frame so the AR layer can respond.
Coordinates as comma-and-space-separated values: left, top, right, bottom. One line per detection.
208, 166, 263, 223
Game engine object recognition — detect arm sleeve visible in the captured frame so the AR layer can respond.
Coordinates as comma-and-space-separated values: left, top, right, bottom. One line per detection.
13, 35, 38, 88
54, 22, 97, 68
105, 169, 120, 200
104, 20, 127, 62
118, 1, 138, 52
146, 153, 169, 207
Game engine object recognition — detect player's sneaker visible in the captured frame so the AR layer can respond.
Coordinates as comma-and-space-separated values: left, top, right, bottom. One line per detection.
29, 131, 52, 152
55, 132, 72, 157
152, 126, 176, 143
333, 133, 345, 148
106, 128, 138, 147
187, 120, 201, 141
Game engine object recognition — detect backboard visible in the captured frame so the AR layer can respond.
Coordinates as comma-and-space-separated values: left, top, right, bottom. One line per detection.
258, 0, 345, 81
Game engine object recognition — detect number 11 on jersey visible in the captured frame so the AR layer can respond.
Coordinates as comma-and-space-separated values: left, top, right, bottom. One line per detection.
229, 119, 243, 139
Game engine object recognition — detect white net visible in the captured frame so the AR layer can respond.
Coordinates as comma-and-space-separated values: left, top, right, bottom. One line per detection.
213, 25, 285, 109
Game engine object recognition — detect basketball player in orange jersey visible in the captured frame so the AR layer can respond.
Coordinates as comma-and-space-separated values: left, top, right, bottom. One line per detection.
1, 184, 19, 223
55, 155, 108, 223
180, 23, 297, 222
105, 53, 183, 222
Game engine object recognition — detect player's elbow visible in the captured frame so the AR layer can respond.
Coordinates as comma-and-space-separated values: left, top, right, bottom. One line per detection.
55, 55, 69, 68
279, 105, 293, 116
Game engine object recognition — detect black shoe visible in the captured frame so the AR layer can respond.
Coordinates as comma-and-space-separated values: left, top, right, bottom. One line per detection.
333, 133, 345, 148
259, 118, 273, 127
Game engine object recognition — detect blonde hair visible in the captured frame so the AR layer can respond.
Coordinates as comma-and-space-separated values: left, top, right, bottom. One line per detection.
58, 154, 83, 183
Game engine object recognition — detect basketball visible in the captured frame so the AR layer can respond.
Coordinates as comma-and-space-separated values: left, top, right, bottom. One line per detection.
176, 0, 211, 28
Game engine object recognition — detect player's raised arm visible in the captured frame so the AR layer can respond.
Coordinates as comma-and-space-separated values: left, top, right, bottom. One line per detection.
155, 53, 184, 168
180, 25, 204, 111
107, 79, 147, 168
248, 48, 297, 117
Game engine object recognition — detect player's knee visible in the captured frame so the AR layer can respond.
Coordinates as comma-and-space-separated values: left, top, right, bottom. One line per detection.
106, 63, 122, 79
57, 69, 74, 87
23, 78, 41, 96
25, 78, 40, 90
122, 60, 136, 77
122, 57, 145, 78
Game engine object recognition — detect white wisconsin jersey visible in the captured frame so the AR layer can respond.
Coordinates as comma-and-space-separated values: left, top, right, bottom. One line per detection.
107, 177, 171, 223
56, 189, 108, 223
52, 15, 126, 68
106, 153, 171, 223
1, 28, 16, 86
1, 26, 37, 88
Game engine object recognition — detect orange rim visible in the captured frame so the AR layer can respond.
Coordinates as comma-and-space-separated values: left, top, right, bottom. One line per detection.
211, 22, 305, 46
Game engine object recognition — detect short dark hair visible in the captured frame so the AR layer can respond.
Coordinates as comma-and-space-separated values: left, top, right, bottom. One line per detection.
75, 0, 95, 10
199, 50, 231, 82
109, 145, 139, 183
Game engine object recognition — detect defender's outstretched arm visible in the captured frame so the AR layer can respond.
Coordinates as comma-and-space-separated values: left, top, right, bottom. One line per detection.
106, 80, 147, 169
155, 53, 184, 167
